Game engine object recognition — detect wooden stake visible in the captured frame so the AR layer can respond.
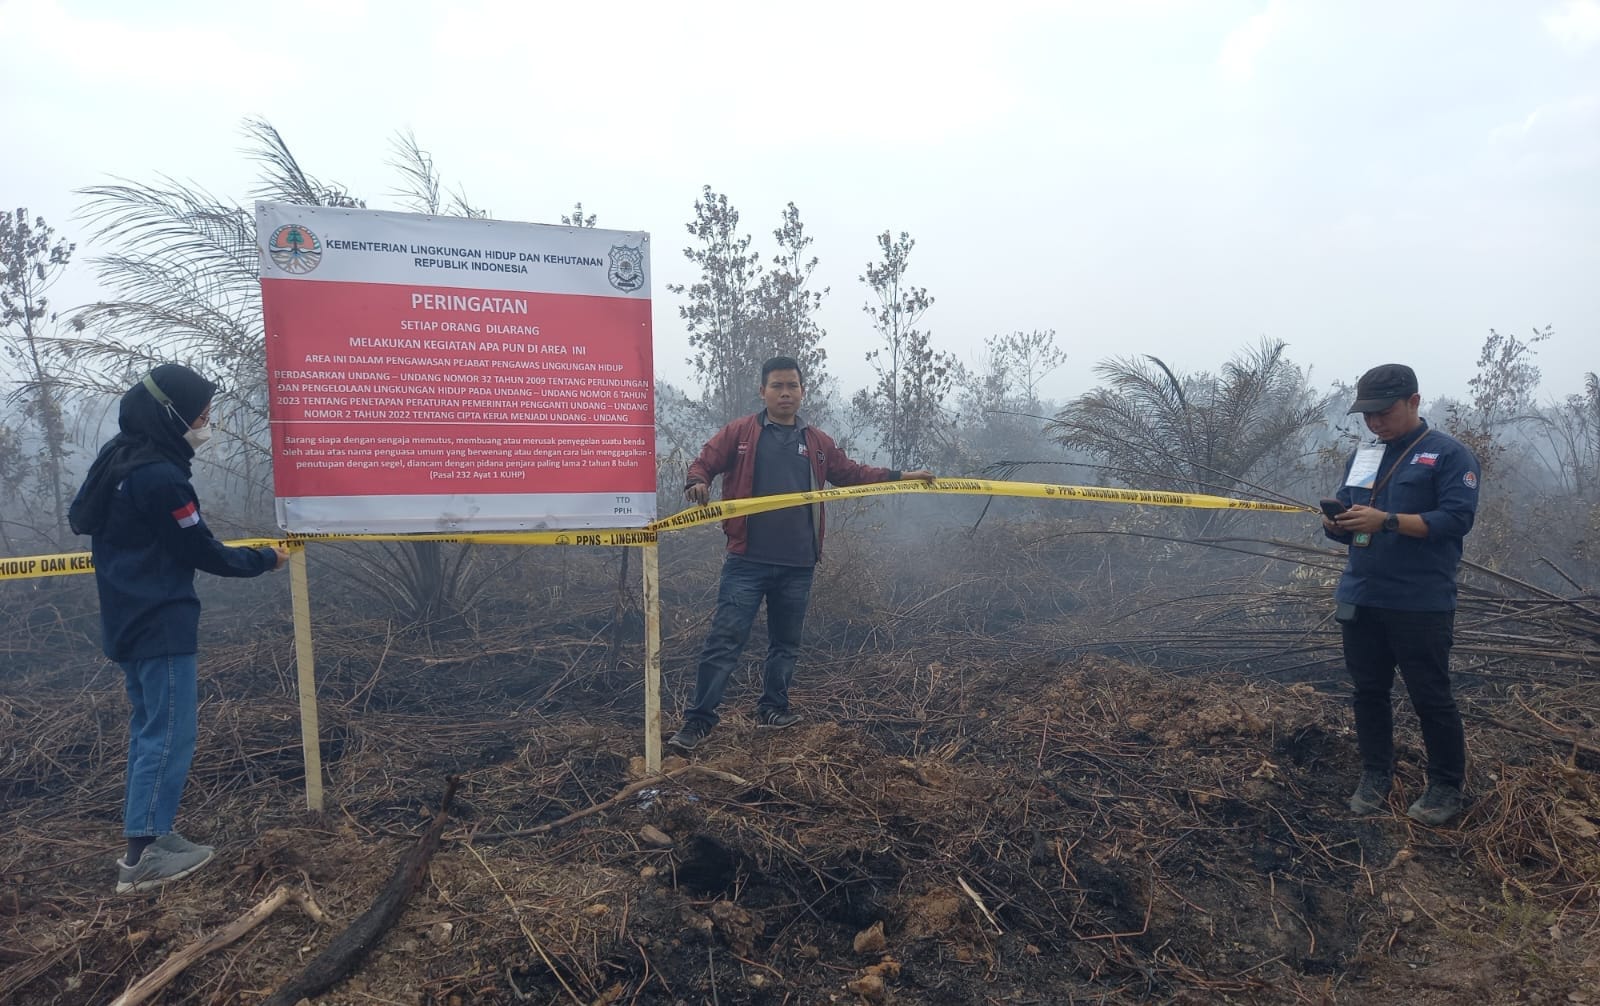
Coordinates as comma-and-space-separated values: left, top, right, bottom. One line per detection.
288, 543, 324, 811
643, 542, 662, 773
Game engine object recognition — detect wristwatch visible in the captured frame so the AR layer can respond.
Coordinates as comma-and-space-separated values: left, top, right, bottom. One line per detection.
1382, 512, 1400, 533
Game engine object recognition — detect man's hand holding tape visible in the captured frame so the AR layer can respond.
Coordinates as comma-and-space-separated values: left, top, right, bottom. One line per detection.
686, 468, 934, 507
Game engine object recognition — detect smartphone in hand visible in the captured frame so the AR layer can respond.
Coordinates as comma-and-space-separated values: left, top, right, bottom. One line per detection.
1319, 498, 1348, 520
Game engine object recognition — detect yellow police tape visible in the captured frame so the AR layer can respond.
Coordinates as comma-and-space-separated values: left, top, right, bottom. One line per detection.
649, 478, 1304, 532
0, 479, 1308, 582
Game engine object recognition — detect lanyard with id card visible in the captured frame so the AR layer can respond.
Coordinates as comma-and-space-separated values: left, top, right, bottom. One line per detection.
1345, 445, 1384, 491
1342, 429, 1431, 546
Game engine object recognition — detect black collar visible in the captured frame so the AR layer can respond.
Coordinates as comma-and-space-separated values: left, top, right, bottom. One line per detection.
760, 410, 807, 431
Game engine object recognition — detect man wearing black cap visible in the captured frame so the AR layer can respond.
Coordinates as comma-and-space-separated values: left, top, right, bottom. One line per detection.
1323, 364, 1480, 826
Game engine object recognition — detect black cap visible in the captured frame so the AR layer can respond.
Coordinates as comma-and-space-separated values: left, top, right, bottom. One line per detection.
1347, 364, 1418, 414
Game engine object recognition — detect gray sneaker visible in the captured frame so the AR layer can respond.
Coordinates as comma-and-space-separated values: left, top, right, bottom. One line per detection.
158, 831, 210, 856
115, 833, 215, 894
1406, 783, 1464, 826
1348, 771, 1392, 814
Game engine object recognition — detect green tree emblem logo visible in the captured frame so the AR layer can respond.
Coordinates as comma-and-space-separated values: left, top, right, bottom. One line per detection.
267, 224, 323, 274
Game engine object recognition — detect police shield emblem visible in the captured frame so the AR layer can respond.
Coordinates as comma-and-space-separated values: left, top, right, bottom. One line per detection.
607, 244, 645, 292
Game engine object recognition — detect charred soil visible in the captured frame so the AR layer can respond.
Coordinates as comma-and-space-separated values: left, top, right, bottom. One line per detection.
4, 624, 1599, 1006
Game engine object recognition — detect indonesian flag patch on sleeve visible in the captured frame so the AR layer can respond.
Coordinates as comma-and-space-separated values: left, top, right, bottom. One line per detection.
171, 501, 201, 528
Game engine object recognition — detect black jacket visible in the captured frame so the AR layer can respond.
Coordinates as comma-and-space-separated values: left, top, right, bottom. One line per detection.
71, 367, 274, 660
88, 459, 276, 660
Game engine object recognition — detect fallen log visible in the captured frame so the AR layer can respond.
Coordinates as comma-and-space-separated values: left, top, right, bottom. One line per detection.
261, 777, 458, 1006
110, 883, 328, 1006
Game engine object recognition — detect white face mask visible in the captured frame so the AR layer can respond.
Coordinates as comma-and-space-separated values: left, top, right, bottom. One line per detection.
184, 425, 214, 451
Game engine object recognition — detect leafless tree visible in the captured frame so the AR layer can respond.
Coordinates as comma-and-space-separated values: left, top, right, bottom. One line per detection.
0, 209, 76, 546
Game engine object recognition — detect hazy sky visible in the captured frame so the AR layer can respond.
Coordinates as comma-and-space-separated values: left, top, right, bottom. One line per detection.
3, 0, 1597, 410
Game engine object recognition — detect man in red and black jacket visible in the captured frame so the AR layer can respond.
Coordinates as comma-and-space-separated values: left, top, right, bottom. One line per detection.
667, 356, 934, 752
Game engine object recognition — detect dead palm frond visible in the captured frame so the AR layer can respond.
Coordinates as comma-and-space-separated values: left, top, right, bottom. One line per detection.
243, 117, 363, 209
389, 130, 442, 215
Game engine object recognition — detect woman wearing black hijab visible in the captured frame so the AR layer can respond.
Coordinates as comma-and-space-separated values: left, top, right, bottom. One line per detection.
70, 364, 288, 894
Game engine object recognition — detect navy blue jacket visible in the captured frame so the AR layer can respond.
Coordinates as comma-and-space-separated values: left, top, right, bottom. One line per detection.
90, 461, 276, 661
1326, 419, 1480, 611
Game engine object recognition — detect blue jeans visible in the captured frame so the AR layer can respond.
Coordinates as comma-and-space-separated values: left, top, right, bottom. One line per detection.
685, 556, 815, 727
121, 653, 199, 838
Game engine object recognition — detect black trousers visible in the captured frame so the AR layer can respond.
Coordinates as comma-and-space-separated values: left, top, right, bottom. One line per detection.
1341, 607, 1465, 788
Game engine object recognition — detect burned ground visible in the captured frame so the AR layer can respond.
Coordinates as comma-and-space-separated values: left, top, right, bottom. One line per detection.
2, 520, 1598, 1004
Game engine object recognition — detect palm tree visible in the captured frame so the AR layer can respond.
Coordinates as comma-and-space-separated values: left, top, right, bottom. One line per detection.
64, 119, 364, 511
63, 118, 502, 635
1048, 338, 1331, 533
